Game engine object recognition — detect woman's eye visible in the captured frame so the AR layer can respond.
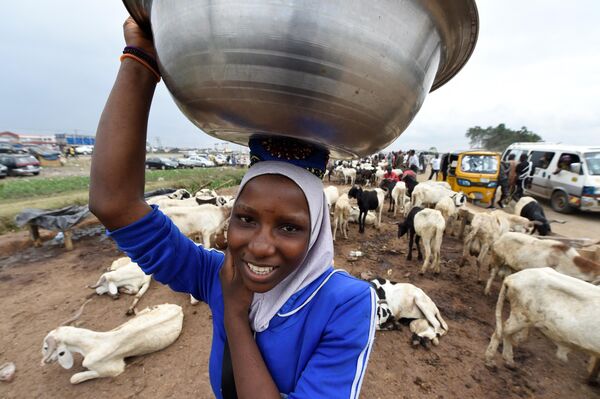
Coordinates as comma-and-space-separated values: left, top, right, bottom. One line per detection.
281, 224, 299, 233
237, 215, 253, 224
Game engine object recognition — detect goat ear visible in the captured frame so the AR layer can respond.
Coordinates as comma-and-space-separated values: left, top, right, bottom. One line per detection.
57, 346, 74, 369
108, 281, 118, 296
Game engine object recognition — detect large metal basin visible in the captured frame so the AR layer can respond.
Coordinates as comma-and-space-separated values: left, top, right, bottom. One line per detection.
124, 0, 478, 158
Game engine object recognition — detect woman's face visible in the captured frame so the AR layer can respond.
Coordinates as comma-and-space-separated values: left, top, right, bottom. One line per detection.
227, 174, 311, 293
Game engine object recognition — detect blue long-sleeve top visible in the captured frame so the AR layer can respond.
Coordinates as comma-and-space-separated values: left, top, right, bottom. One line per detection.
107, 206, 376, 398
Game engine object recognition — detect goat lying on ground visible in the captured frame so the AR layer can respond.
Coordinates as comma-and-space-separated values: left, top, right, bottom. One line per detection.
89, 257, 151, 315
485, 268, 600, 384
146, 189, 191, 205
398, 208, 446, 274
348, 186, 384, 233
371, 277, 448, 347
484, 232, 600, 295
41, 303, 183, 384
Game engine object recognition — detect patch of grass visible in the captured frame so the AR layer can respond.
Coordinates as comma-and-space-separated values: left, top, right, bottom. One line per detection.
0, 167, 246, 234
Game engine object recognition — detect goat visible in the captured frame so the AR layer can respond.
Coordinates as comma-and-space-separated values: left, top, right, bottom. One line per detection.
41, 304, 183, 384
371, 277, 448, 347
434, 196, 458, 236
514, 196, 563, 236
348, 206, 376, 226
347, 186, 384, 233
484, 232, 600, 295
402, 175, 419, 197
163, 203, 232, 248
88, 257, 151, 315
399, 207, 445, 274
411, 184, 466, 209
332, 194, 351, 240
146, 189, 191, 205
421, 180, 452, 190
336, 166, 357, 185
324, 186, 340, 211
379, 179, 401, 214
485, 268, 600, 384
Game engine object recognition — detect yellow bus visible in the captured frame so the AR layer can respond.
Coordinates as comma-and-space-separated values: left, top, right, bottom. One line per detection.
438, 150, 501, 206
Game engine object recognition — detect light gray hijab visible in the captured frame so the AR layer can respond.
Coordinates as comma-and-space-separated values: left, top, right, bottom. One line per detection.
234, 161, 334, 332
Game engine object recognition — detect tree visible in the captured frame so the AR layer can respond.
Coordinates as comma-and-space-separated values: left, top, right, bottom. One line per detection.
465, 124, 542, 152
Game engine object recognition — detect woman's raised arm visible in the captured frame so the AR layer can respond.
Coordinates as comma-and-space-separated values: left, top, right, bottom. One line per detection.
89, 18, 157, 230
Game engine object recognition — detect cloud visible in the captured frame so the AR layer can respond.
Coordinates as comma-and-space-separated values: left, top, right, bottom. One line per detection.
1, 1, 598, 153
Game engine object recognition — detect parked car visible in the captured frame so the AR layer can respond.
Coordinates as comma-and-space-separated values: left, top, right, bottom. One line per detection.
0, 154, 41, 176
172, 157, 195, 168
75, 145, 94, 155
145, 157, 179, 170
188, 156, 215, 167
0, 163, 7, 178
26, 145, 61, 161
214, 154, 228, 166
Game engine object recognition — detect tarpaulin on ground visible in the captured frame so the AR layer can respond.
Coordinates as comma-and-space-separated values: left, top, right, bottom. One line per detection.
15, 205, 90, 231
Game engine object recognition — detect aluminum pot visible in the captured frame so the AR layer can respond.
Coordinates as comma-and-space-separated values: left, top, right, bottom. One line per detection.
123, 0, 478, 158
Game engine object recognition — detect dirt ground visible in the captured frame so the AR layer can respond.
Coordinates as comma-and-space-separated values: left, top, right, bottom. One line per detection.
1, 184, 599, 399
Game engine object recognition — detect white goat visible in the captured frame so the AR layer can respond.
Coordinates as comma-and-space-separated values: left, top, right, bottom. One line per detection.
485, 268, 600, 384
341, 167, 357, 185
372, 278, 448, 346
146, 189, 191, 205
421, 180, 452, 190
434, 196, 458, 235
414, 209, 446, 274
484, 232, 600, 295
391, 181, 407, 216
332, 194, 351, 240
89, 257, 151, 315
411, 184, 466, 208
348, 206, 376, 226
164, 203, 232, 248
41, 304, 183, 384
324, 186, 340, 211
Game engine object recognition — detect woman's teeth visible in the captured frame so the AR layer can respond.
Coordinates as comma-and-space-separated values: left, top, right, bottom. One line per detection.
247, 263, 276, 275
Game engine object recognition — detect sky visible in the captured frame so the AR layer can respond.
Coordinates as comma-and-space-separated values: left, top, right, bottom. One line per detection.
1, 1, 599, 153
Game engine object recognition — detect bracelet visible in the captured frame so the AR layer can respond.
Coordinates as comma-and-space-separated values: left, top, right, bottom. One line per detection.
120, 46, 161, 83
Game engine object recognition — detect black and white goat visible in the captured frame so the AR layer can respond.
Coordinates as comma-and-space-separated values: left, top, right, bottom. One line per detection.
514, 196, 564, 236
347, 186, 385, 233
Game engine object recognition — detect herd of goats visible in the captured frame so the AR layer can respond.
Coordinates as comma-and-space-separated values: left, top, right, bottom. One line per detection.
1, 161, 598, 389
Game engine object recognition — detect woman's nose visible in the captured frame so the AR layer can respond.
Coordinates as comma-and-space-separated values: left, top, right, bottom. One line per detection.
247, 228, 276, 258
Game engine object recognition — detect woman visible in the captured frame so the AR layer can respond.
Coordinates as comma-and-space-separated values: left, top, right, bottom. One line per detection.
89, 18, 375, 398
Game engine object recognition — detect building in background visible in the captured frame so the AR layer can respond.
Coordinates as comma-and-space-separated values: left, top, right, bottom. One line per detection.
55, 133, 95, 146
0, 131, 57, 146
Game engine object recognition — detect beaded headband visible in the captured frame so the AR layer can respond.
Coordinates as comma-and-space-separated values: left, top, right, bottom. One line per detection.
249, 136, 330, 179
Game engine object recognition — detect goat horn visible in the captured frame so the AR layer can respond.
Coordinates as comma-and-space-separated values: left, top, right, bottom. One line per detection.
42, 336, 57, 365
60, 298, 93, 326
549, 219, 566, 224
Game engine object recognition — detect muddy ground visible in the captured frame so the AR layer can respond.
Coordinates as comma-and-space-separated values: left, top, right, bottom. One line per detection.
0, 184, 599, 399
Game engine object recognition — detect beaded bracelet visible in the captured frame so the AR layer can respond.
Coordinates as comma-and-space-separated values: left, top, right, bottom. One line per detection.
120, 46, 161, 83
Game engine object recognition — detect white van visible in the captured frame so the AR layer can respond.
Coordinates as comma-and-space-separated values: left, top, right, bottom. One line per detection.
502, 143, 600, 213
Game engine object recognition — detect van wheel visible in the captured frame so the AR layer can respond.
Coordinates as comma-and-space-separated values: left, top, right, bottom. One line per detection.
551, 191, 573, 213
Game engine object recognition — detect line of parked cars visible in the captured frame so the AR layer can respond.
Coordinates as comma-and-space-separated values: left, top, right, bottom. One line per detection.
145, 155, 215, 170
0, 153, 41, 177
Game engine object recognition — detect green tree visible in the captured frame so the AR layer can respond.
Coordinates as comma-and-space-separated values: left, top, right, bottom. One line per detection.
465, 124, 542, 152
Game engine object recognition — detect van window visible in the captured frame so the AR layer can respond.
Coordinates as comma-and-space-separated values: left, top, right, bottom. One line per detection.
585, 152, 600, 175
505, 149, 523, 162
555, 153, 581, 174
530, 151, 555, 170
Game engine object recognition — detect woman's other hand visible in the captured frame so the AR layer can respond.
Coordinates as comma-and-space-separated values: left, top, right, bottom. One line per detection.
220, 251, 254, 321
123, 16, 156, 57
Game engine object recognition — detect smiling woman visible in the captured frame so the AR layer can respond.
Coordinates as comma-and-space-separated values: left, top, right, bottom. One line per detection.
89, 17, 375, 399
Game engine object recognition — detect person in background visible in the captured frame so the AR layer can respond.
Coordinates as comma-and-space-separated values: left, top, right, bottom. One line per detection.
553, 154, 572, 175
429, 155, 441, 180
418, 152, 425, 173
507, 153, 517, 199
408, 150, 420, 173
394, 151, 404, 169
513, 153, 531, 201
488, 159, 510, 208
383, 165, 399, 182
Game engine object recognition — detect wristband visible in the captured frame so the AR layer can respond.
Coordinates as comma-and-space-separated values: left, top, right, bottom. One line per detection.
121, 46, 161, 83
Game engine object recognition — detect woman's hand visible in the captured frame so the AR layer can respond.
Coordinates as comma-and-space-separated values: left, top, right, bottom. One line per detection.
220, 251, 254, 322
123, 16, 156, 57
